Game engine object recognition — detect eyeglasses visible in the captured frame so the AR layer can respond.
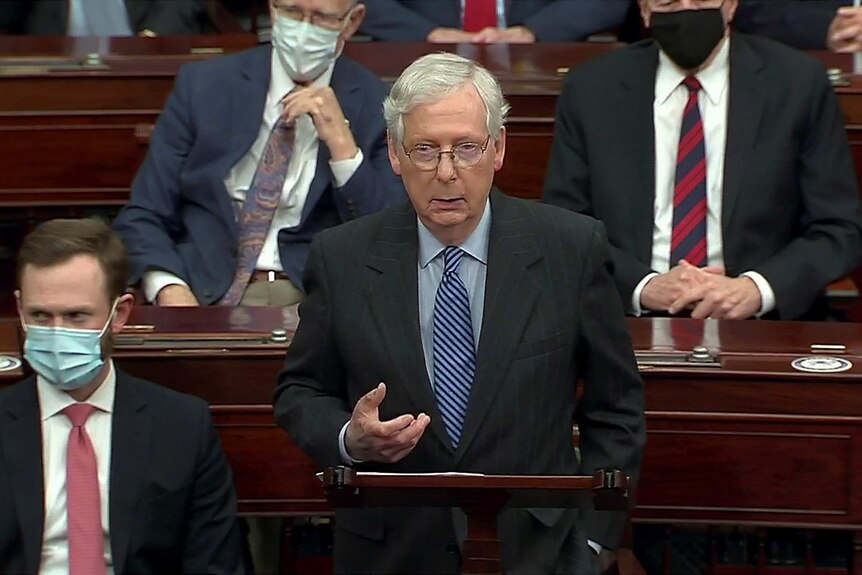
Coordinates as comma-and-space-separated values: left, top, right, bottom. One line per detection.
272, 3, 354, 30
403, 136, 492, 171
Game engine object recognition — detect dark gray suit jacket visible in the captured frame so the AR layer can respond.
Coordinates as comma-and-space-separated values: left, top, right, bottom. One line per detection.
274, 191, 645, 574
0, 0, 212, 35
543, 34, 862, 320
0, 370, 245, 574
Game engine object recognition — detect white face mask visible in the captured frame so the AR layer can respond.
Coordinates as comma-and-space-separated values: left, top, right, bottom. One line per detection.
271, 14, 343, 83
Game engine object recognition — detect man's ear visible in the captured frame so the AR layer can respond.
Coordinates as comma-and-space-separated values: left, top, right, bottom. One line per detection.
110, 293, 135, 334
387, 132, 403, 176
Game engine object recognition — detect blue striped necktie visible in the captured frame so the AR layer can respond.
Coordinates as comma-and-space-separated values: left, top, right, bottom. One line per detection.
433, 246, 476, 448
671, 76, 708, 267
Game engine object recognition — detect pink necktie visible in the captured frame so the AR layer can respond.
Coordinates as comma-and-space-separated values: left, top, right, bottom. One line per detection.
63, 403, 106, 575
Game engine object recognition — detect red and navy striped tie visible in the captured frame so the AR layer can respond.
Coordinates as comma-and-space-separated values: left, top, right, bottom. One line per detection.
671, 76, 707, 267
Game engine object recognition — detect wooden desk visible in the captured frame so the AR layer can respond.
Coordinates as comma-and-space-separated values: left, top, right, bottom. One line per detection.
3, 309, 862, 563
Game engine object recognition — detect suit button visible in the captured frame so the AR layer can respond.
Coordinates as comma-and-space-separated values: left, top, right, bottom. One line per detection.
203, 289, 212, 298
446, 543, 458, 554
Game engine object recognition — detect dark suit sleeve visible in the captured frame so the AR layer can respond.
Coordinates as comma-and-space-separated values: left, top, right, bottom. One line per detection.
0, 0, 31, 33
574, 223, 645, 549
751, 64, 862, 319
519, 0, 629, 41
113, 65, 197, 285
330, 87, 407, 222
358, 0, 449, 40
732, 0, 844, 50
181, 405, 246, 574
128, 0, 213, 35
542, 75, 653, 312
273, 236, 353, 468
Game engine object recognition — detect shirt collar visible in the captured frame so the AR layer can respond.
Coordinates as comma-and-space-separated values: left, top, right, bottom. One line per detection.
655, 35, 730, 107
37, 360, 117, 422
270, 48, 336, 108
419, 199, 492, 269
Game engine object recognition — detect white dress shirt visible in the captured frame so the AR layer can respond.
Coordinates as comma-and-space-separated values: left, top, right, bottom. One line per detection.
143, 50, 364, 302
632, 37, 775, 316
38, 362, 116, 575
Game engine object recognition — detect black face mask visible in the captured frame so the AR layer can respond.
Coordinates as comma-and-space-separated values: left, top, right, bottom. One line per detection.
650, 8, 726, 71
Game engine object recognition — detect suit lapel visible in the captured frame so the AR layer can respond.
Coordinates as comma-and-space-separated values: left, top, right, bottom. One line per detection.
108, 372, 151, 574
454, 192, 542, 463
364, 206, 454, 451
218, 47, 274, 235
2, 379, 44, 574
722, 34, 766, 234
621, 43, 659, 264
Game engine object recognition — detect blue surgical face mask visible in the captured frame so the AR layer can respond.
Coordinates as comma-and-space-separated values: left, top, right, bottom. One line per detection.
22, 300, 118, 391
271, 14, 342, 83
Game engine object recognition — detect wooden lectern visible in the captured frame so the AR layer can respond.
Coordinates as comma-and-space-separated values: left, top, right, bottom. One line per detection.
321, 466, 629, 575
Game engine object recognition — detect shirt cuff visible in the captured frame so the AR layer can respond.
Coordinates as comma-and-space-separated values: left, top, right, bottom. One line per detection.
740, 270, 775, 317
142, 270, 190, 304
631, 272, 659, 316
338, 420, 364, 465
329, 148, 364, 188
587, 539, 603, 555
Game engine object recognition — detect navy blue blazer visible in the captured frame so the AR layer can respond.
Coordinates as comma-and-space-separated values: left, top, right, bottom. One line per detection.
733, 0, 848, 50
358, 0, 630, 41
0, 370, 245, 574
114, 45, 405, 304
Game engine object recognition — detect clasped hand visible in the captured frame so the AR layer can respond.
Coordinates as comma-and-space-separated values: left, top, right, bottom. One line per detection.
641, 260, 762, 320
344, 383, 431, 463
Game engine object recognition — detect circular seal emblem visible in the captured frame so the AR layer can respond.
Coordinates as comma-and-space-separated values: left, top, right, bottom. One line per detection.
0, 355, 22, 372
791, 356, 852, 373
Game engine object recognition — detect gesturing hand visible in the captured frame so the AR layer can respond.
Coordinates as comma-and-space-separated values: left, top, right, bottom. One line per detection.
344, 383, 431, 463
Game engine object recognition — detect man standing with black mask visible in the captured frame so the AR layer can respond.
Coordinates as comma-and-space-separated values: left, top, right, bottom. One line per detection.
543, 0, 862, 321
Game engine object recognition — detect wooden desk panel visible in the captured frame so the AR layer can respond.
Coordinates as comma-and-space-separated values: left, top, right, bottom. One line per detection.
3, 309, 862, 534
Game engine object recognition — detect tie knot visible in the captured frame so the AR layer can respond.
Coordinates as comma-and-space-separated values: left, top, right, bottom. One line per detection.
683, 76, 702, 93
63, 403, 97, 427
442, 246, 465, 274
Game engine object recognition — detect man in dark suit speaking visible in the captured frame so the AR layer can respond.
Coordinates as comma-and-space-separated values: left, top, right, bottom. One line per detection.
274, 52, 645, 574
0, 218, 245, 574
543, 0, 862, 320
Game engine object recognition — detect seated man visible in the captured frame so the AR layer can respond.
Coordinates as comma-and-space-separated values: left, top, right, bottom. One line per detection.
114, 0, 405, 306
358, 0, 630, 43
543, 0, 862, 320
733, 0, 862, 52
0, 218, 245, 574
274, 52, 645, 574
0, 0, 213, 36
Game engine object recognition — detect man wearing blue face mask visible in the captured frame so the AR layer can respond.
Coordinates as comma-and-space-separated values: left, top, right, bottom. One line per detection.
543, 0, 862, 321
0, 218, 247, 575
114, 0, 405, 307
